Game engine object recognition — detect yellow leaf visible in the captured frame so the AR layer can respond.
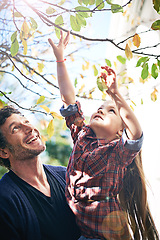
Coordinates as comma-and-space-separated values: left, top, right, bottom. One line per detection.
36, 96, 45, 105
20, 20, 30, 40
78, 84, 85, 94
22, 39, 27, 55
114, 61, 117, 70
47, 120, 54, 138
51, 75, 56, 80
131, 19, 134, 26
133, 33, 141, 48
102, 92, 106, 100
151, 88, 158, 102
70, 54, 74, 62
122, 10, 127, 16
125, 44, 133, 60
128, 40, 132, 48
88, 93, 93, 99
80, 74, 84, 79
130, 105, 134, 111
128, 77, 134, 83
82, 61, 90, 71
12, 65, 15, 71
40, 105, 50, 113
62, 121, 67, 130
37, 62, 44, 73
50, 111, 63, 120
0, 100, 4, 109
41, 135, 48, 144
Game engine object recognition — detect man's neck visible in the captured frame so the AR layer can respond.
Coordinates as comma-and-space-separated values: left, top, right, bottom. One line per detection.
10, 158, 51, 197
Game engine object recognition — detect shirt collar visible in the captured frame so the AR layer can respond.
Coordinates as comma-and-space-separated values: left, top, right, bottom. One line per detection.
85, 125, 119, 147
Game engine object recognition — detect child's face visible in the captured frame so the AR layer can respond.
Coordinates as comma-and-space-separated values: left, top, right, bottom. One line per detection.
89, 99, 123, 140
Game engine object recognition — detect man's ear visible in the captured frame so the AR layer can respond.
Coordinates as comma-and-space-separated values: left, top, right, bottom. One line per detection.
0, 148, 9, 159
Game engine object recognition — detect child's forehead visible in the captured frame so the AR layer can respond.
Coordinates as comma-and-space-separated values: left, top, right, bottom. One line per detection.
99, 99, 116, 108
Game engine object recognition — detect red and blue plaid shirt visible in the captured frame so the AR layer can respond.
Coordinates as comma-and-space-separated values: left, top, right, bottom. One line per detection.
61, 101, 143, 239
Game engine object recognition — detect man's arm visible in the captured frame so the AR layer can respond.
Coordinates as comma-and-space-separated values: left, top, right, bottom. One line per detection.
48, 31, 76, 107
104, 66, 142, 140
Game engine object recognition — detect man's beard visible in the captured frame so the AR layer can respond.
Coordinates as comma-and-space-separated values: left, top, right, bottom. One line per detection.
7, 143, 46, 161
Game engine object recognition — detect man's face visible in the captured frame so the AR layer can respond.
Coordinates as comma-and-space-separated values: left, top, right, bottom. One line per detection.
0, 114, 46, 162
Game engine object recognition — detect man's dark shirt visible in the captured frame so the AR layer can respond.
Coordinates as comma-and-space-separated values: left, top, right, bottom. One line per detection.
9, 166, 80, 240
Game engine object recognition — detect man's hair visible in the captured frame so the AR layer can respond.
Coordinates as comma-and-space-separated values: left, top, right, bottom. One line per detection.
0, 106, 22, 169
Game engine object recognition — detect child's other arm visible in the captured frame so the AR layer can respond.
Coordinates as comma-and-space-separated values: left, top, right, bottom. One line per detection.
104, 66, 142, 140
48, 31, 76, 107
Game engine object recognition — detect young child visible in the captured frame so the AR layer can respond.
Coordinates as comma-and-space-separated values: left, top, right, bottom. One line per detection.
48, 31, 159, 240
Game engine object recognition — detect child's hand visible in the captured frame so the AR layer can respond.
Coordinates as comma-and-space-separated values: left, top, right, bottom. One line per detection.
101, 66, 118, 95
48, 30, 70, 61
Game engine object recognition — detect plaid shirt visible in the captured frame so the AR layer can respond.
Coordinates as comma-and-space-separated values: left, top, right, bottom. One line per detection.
61, 101, 143, 239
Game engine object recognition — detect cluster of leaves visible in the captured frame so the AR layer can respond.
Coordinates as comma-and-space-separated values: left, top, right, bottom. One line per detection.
1, 0, 160, 141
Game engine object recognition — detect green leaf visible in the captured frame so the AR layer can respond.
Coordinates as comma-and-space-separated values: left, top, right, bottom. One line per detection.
117, 55, 126, 64
55, 27, 60, 39
78, 0, 83, 4
74, 77, 78, 87
89, 0, 95, 5
46, 6, 55, 14
83, 0, 89, 6
105, 59, 111, 67
96, 0, 104, 10
157, 59, 160, 69
36, 96, 45, 105
151, 20, 160, 30
30, 17, 38, 30
14, 12, 23, 17
10, 33, 19, 57
97, 77, 108, 92
55, 15, 64, 26
75, 6, 91, 18
76, 14, 86, 27
141, 63, 149, 80
92, 65, 98, 76
11, 31, 17, 43
136, 57, 149, 67
111, 4, 123, 13
152, 0, 160, 14
70, 15, 81, 31
151, 63, 159, 79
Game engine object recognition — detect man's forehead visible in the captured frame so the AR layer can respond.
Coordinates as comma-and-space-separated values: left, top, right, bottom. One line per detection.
2, 114, 26, 129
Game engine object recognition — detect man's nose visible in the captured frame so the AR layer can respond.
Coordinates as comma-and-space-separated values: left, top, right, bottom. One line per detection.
22, 123, 33, 134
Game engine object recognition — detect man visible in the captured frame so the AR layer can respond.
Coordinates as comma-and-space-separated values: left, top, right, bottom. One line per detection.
0, 105, 81, 240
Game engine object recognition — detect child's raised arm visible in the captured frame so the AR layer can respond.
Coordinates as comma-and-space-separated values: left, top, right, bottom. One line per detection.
103, 66, 142, 140
48, 31, 76, 107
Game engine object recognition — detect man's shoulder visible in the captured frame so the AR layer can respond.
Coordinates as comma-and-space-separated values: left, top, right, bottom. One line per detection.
44, 164, 67, 180
44, 164, 66, 172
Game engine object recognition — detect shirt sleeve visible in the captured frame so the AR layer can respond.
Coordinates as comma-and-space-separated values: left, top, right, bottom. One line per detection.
115, 129, 144, 167
122, 129, 143, 151
60, 101, 85, 143
60, 103, 78, 117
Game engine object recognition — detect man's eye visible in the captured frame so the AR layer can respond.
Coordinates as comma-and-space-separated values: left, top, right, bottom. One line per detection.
12, 126, 19, 133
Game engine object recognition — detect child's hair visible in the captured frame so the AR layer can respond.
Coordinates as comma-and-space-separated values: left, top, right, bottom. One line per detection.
119, 151, 159, 239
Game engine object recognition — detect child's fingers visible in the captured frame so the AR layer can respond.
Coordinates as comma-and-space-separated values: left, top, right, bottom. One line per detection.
64, 31, 70, 47
48, 38, 56, 49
